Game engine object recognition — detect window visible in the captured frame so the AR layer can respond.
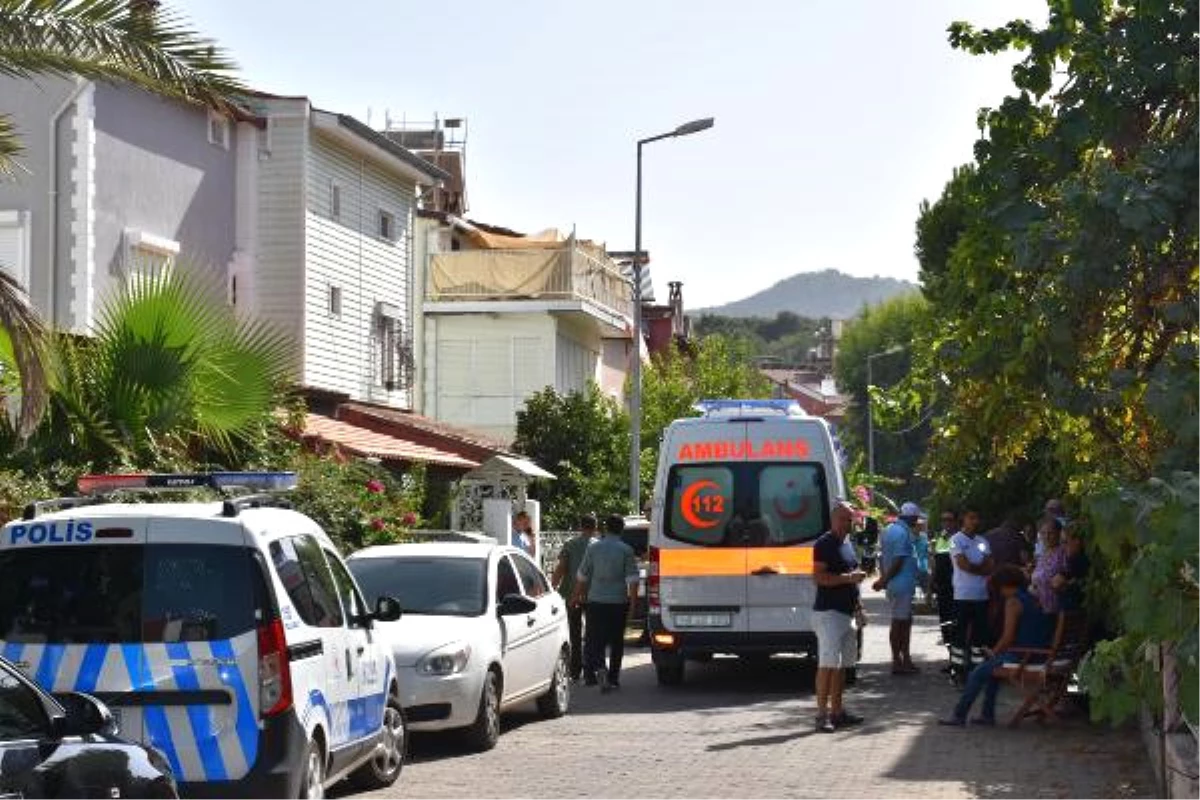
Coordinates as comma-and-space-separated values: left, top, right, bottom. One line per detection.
325, 551, 367, 623
268, 536, 344, 628
378, 210, 395, 241
0, 667, 48, 740
207, 110, 230, 150
0, 544, 260, 643
348, 557, 487, 617
664, 463, 829, 547
330, 183, 341, 221
328, 285, 342, 316
375, 305, 411, 391
512, 554, 549, 598
495, 557, 520, 605
123, 229, 178, 284
0, 210, 31, 289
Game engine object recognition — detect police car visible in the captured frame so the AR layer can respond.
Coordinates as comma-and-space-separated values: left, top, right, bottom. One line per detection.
0, 472, 406, 799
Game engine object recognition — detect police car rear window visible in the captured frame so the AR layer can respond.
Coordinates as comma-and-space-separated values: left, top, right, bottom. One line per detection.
0, 545, 258, 644
666, 463, 829, 547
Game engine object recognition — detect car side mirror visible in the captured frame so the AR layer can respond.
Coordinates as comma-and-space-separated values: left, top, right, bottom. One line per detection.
497, 593, 537, 616
55, 691, 118, 737
374, 595, 402, 622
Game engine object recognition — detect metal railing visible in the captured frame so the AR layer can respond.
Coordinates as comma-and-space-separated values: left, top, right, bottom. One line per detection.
427, 244, 633, 319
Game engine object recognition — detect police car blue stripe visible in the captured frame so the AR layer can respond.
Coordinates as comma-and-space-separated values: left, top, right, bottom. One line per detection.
209, 639, 258, 768
123, 644, 184, 780
2, 641, 23, 666
35, 644, 65, 690
75, 644, 108, 693
166, 642, 227, 782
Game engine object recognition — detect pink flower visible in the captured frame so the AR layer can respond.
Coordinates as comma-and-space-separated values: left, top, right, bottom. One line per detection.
401, 511, 418, 526
366, 479, 385, 494
370, 518, 386, 531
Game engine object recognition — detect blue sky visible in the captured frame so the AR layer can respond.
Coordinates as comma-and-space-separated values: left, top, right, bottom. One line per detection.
185, 0, 1047, 310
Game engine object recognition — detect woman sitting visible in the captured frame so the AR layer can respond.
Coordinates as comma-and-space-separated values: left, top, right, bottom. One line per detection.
938, 564, 1051, 727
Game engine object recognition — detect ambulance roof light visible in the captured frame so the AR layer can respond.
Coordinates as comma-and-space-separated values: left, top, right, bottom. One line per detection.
77, 471, 298, 496
695, 399, 807, 418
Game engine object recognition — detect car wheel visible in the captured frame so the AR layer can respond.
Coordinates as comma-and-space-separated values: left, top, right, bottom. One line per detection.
300, 737, 325, 800
655, 657, 684, 686
537, 648, 571, 718
462, 669, 501, 752
349, 694, 406, 790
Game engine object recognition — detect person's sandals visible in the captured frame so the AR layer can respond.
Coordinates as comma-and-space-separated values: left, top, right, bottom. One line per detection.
815, 714, 836, 733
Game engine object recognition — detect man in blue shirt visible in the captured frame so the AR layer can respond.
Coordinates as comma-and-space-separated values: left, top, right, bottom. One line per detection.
873, 501, 922, 674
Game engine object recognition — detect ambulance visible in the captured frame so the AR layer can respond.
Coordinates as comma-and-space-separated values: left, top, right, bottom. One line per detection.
646, 400, 849, 685
0, 472, 407, 798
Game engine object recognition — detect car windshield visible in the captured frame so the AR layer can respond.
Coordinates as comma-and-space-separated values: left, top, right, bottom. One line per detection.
349, 557, 487, 617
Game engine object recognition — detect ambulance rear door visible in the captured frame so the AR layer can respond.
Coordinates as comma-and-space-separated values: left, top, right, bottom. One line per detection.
742, 418, 834, 635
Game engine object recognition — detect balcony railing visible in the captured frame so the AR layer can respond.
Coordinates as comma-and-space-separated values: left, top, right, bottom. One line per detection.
427, 243, 633, 319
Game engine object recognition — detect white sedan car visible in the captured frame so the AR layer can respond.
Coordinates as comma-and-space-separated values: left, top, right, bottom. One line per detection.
346, 542, 570, 751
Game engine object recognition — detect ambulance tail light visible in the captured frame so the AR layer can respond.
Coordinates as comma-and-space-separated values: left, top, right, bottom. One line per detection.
256, 618, 293, 718
648, 546, 661, 614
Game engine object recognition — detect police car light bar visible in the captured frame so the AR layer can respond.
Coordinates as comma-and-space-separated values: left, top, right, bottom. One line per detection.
77, 471, 298, 496
694, 399, 806, 418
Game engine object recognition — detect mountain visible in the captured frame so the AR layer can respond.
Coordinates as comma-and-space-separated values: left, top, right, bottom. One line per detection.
694, 269, 919, 320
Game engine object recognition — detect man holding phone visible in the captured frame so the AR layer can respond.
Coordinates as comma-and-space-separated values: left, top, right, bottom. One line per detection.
812, 500, 868, 732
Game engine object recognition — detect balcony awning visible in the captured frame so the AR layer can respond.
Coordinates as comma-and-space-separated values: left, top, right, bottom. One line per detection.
298, 413, 479, 469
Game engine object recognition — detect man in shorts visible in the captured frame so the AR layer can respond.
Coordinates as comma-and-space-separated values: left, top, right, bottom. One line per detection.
812, 501, 868, 732
873, 502, 922, 674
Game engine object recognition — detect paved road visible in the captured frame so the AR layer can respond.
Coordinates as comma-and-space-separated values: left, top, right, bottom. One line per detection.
344, 587, 1156, 799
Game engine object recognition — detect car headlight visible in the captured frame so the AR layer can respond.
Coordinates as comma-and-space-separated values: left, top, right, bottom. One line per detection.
416, 642, 472, 676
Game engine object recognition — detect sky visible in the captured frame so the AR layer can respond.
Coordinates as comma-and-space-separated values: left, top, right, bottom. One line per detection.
185, 0, 1047, 310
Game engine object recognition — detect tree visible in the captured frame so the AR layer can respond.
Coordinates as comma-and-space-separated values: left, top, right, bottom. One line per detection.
513, 383, 631, 529
1, 267, 295, 471
0, 0, 245, 432
639, 334, 772, 498
906, 0, 1197, 725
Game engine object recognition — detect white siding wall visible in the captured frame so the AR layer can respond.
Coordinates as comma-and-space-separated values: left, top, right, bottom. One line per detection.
425, 312, 556, 441
303, 132, 416, 407
253, 105, 308, 373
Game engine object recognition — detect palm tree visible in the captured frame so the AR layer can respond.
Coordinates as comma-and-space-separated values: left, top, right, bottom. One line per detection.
0, 0, 245, 433
18, 266, 294, 469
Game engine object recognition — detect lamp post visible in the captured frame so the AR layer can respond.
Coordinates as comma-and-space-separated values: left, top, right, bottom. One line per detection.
866, 345, 906, 477
630, 116, 714, 510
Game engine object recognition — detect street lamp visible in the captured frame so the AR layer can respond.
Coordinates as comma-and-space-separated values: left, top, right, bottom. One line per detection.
629, 116, 715, 509
866, 345, 906, 477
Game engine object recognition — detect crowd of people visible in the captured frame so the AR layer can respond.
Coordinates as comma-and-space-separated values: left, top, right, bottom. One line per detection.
812, 495, 1092, 732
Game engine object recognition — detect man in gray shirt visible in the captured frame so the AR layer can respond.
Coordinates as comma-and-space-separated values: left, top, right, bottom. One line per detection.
570, 514, 639, 692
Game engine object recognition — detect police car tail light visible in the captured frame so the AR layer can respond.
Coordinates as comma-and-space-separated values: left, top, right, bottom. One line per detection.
648, 546, 661, 614
257, 618, 293, 717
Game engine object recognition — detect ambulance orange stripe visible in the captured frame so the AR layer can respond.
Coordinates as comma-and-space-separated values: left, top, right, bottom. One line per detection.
659, 547, 815, 577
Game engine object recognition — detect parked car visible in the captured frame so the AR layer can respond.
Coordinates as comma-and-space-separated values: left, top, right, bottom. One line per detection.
0, 655, 178, 798
347, 542, 570, 752
0, 471, 406, 799
622, 516, 651, 634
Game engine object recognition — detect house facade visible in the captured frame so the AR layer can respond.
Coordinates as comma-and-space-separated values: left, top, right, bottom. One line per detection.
414, 214, 634, 441
0, 75, 249, 332
235, 96, 447, 410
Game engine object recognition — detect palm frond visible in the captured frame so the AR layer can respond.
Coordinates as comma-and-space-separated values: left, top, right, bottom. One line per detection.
0, 114, 28, 179
0, 0, 245, 112
0, 270, 48, 437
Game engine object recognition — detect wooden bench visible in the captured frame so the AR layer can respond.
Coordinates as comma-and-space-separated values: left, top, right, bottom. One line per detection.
993, 610, 1089, 726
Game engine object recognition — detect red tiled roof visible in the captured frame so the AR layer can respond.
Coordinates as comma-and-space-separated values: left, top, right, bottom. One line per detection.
299, 414, 479, 469
337, 402, 513, 462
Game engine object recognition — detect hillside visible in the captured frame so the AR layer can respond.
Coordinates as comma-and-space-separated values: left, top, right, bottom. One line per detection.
696, 269, 918, 319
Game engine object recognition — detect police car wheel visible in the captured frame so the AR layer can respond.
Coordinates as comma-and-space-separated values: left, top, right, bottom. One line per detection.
349, 695, 406, 790
537, 649, 570, 718
300, 738, 325, 800
462, 669, 501, 752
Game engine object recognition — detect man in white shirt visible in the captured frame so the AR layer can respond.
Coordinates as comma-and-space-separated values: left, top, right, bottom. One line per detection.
948, 508, 994, 676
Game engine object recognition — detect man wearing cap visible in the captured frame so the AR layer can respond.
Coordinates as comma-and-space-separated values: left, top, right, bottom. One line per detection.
570, 514, 640, 692
552, 513, 599, 682
873, 501, 923, 674
812, 500, 868, 732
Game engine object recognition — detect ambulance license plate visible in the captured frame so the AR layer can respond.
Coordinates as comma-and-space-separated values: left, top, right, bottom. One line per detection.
674, 613, 731, 627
